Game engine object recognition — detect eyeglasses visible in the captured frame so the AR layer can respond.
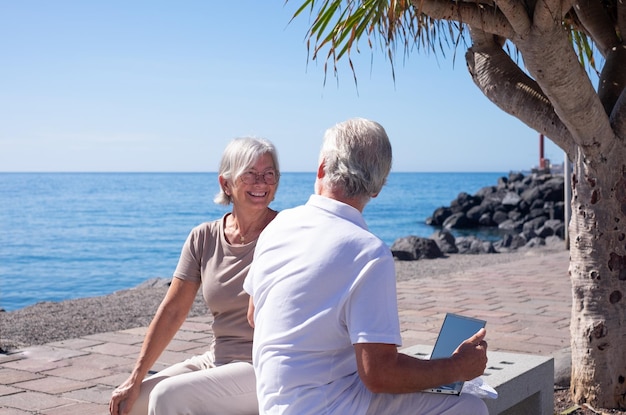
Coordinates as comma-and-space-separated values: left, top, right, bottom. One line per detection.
239, 170, 279, 185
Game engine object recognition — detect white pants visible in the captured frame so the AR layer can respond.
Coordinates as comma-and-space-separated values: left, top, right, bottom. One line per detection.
124, 351, 257, 415
366, 391, 488, 415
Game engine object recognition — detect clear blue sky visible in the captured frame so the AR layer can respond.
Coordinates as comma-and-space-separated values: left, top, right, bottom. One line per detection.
0, 0, 563, 173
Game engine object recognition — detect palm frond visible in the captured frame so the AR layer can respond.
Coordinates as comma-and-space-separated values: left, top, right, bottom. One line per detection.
288, 0, 463, 82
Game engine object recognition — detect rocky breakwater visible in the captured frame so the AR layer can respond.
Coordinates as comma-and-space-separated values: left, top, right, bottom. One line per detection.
391, 172, 567, 260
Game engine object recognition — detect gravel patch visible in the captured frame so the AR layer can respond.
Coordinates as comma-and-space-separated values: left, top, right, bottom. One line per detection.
0, 241, 565, 352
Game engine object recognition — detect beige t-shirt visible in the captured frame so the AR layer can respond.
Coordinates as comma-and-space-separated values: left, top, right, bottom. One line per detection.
173, 214, 255, 365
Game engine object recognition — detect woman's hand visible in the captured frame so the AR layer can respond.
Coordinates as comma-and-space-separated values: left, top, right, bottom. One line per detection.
109, 376, 140, 415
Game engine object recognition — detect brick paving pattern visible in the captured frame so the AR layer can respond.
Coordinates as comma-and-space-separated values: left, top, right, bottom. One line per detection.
0, 250, 571, 414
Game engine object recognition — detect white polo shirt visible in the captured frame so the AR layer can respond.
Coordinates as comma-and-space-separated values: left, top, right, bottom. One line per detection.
244, 194, 401, 415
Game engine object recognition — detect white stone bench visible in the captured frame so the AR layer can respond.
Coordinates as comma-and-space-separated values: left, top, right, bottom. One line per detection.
400, 345, 554, 415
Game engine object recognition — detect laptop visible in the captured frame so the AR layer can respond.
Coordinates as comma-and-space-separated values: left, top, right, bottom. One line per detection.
422, 313, 487, 395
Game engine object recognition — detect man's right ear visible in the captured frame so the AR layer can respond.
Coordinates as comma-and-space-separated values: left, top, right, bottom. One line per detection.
316, 160, 326, 179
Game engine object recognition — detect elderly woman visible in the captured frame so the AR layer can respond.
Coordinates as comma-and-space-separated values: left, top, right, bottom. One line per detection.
110, 137, 280, 415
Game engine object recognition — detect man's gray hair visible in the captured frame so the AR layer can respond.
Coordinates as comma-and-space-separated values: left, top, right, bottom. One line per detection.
319, 118, 392, 201
214, 136, 280, 205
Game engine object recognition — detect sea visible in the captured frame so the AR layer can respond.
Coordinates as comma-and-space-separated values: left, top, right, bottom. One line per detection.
0, 172, 507, 312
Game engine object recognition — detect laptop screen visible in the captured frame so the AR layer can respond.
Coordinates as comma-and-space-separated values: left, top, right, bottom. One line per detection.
430, 313, 486, 359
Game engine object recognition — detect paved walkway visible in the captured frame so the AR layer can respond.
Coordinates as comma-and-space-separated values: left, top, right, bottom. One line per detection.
0, 249, 571, 414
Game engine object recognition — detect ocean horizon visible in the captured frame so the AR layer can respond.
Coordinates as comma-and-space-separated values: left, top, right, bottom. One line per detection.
1, 172, 508, 311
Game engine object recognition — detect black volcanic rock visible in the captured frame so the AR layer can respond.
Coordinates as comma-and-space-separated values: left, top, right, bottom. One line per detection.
400, 172, 567, 260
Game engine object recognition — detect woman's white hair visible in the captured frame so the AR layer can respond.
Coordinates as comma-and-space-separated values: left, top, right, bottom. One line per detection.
319, 118, 392, 202
213, 137, 280, 205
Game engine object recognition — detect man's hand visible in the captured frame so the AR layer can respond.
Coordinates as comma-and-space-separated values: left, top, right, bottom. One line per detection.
451, 328, 488, 381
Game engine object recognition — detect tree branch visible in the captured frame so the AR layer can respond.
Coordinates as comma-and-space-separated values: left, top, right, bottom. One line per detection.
533, 0, 571, 31
612, 89, 626, 139
492, 0, 531, 35
618, 0, 626, 44
516, 22, 614, 156
573, 0, 620, 56
466, 29, 575, 156
599, 45, 626, 117
413, 0, 515, 39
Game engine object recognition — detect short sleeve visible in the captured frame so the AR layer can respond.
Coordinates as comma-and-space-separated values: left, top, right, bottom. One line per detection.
345, 253, 402, 347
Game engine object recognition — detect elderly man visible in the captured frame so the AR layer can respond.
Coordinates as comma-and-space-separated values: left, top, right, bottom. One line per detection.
244, 118, 488, 415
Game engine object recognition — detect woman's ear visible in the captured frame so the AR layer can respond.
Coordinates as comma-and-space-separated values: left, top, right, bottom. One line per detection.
218, 176, 231, 196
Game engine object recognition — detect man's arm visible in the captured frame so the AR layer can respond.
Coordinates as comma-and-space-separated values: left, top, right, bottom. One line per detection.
354, 328, 488, 394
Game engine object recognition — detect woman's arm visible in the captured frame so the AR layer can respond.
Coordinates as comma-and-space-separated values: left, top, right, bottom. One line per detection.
247, 296, 255, 328
110, 277, 200, 415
